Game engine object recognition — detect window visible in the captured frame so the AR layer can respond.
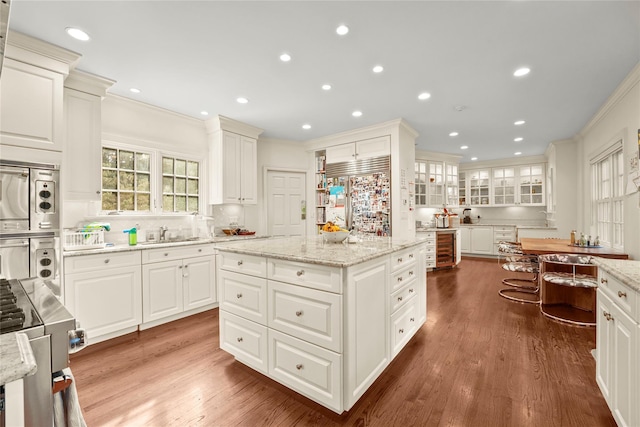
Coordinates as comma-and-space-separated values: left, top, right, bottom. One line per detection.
101, 147, 151, 211
591, 142, 624, 248
101, 145, 201, 214
162, 156, 199, 212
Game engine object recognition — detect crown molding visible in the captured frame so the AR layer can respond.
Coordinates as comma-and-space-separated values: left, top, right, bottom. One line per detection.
5, 30, 81, 75
64, 69, 116, 98
579, 61, 640, 138
415, 149, 462, 163
104, 93, 206, 125
304, 118, 416, 150
204, 115, 264, 139
459, 154, 546, 170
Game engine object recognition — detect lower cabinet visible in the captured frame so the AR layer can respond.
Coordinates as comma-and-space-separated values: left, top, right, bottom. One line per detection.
460, 226, 493, 255
64, 251, 142, 343
596, 269, 639, 427
141, 245, 216, 327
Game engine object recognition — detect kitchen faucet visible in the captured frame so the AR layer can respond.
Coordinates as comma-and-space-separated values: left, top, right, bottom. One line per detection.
160, 225, 168, 241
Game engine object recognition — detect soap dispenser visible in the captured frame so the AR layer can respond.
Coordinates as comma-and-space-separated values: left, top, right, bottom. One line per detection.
123, 227, 137, 246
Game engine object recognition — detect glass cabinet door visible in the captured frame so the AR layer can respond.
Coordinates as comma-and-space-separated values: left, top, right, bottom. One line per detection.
445, 163, 459, 207
492, 167, 515, 205
458, 171, 467, 206
519, 164, 544, 205
414, 161, 427, 206
469, 169, 490, 206
428, 162, 444, 207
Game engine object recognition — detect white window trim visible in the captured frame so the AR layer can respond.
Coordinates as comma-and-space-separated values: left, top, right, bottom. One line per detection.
590, 138, 624, 249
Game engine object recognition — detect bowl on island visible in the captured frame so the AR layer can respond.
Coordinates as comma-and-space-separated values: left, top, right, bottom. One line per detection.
320, 230, 350, 243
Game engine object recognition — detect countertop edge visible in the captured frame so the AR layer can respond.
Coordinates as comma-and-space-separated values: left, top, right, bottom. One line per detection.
0, 332, 38, 386
592, 258, 640, 292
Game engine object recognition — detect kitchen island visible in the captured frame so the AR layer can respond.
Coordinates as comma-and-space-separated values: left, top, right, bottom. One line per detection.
214, 235, 427, 413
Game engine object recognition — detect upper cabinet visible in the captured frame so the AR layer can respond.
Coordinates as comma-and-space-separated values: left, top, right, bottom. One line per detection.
0, 32, 81, 153
326, 136, 390, 164
461, 169, 490, 206
207, 115, 263, 205
414, 152, 460, 208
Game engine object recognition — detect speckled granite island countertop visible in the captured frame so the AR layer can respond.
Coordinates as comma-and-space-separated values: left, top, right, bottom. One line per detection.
0, 332, 37, 385
214, 235, 427, 267
592, 258, 640, 293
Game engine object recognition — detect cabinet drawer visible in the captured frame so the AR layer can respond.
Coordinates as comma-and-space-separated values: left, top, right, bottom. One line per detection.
424, 239, 436, 249
268, 329, 342, 413
598, 271, 638, 321
390, 280, 418, 314
219, 270, 267, 325
268, 280, 342, 353
64, 250, 141, 274
425, 245, 436, 254
391, 247, 419, 272
268, 259, 342, 294
220, 310, 268, 374
219, 252, 267, 277
390, 297, 419, 357
141, 244, 214, 264
390, 262, 419, 292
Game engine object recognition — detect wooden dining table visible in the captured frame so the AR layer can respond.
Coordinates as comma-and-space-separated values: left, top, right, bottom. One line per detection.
520, 238, 629, 259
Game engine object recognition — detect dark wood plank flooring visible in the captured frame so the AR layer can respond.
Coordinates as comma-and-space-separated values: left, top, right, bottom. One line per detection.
69, 258, 615, 426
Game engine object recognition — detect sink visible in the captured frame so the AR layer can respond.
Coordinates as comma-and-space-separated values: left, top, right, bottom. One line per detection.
138, 237, 203, 246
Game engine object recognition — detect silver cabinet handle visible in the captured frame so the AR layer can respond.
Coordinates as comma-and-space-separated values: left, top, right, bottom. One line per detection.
236, 293, 243, 299
618, 291, 627, 298
601, 278, 608, 284
104, 259, 110, 264
237, 337, 243, 342
296, 269, 305, 276
295, 310, 303, 317
296, 364, 303, 370
237, 260, 243, 266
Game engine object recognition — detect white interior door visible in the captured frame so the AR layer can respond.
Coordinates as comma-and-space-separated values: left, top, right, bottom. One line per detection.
267, 170, 305, 237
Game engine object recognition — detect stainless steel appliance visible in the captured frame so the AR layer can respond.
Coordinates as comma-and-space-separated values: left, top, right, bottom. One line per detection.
435, 214, 450, 228
0, 277, 75, 426
325, 156, 391, 235
0, 233, 58, 281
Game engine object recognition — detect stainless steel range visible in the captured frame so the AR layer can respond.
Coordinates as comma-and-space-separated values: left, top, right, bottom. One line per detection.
0, 276, 75, 426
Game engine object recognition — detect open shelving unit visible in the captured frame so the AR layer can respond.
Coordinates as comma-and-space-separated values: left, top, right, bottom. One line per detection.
315, 150, 328, 233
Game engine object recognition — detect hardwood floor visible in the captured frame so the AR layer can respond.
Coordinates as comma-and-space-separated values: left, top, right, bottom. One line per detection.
69, 258, 616, 426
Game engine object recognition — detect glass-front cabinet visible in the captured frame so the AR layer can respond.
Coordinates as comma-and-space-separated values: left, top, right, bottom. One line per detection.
414, 161, 427, 206
518, 164, 544, 205
492, 167, 516, 206
415, 159, 459, 208
461, 163, 545, 207
467, 169, 490, 206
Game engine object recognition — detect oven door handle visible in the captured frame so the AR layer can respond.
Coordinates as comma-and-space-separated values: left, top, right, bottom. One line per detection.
0, 167, 29, 176
0, 241, 29, 248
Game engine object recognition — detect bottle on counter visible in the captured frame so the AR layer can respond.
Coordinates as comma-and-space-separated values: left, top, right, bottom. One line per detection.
570, 230, 576, 245
587, 235, 592, 246
579, 232, 586, 246
594, 236, 600, 246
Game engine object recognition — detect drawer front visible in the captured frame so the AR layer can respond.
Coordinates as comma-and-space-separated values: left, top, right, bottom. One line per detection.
268, 259, 342, 294
220, 311, 268, 374
390, 298, 419, 357
390, 262, 419, 292
599, 271, 638, 321
391, 247, 419, 272
417, 231, 436, 239
390, 280, 418, 314
64, 250, 141, 274
424, 240, 436, 250
219, 270, 267, 325
142, 244, 214, 264
219, 252, 267, 277
268, 280, 342, 353
268, 329, 342, 413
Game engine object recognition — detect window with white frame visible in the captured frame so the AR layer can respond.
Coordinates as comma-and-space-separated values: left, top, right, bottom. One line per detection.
591, 141, 624, 248
101, 145, 200, 214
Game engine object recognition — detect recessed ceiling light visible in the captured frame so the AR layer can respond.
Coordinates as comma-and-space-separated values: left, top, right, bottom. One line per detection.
237, 97, 249, 104
302, 124, 311, 130
352, 110, 363, 117
279, 53, 291, 62
514, 67, 530, 77
200, 111, 209, 116
514, 152, 522, 156
514, 137, 523, 142
449, 132, 459, 137
514, 120, 526, 125
471, 157, 478, 161
460, 145, 468, 150
336, 25, 349, 36
130, 88, 141, 94
372, 65, 384, 73
65, 27, 90, 41
418, 92, 431, 100
322, 84, 332, 91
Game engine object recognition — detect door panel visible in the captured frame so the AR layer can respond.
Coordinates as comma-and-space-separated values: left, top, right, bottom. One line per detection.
267, 170, 305, 237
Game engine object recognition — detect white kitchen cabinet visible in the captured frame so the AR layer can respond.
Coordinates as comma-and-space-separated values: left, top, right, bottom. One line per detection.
141, 244, 216, 327
492, 164, 545, 206
64, 251, 142, 344
63, 71, 114, 201
207, 115, 264, 205
0, 58, 64, 152
459, 226, 493, 255
414, 159, 459, 208
417, 231, 436, 269
493, 226, 516, 254
596, 270, 639, 427
325, 136, 390, 164
455, 229, 462, 265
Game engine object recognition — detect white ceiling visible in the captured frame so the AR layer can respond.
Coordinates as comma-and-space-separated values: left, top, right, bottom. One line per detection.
7, 1, 640, 163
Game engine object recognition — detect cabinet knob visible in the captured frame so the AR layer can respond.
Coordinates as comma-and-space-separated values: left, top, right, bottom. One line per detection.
296, 364, 303, 370
237, 260, 243, 266
399, 328, 404, 334
237, 198, 241, 201
397, 257, 403, 263
603, 312, 614, 321
410, 317, 415, 322
409, 288, 414, 293
409, 271, 414, 276
295, 310, 303, 317
237, 337, 243, 342
618, 291, 627, 298
96, 190, 101, 194
600, 278, 608, 284
236, 293, 243, 299
198, 249, 202, 252
296, 269, 305, 276
409, 254, 414, 259
179, 265, 183, 269
164, 253, 169, 257
104, 259, 110, 264
397, 296, 403, 302
397, 277, 403, 282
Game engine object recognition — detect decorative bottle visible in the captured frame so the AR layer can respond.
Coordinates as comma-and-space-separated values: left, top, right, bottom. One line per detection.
580, 233, 586, 246
570, 230, 576, 245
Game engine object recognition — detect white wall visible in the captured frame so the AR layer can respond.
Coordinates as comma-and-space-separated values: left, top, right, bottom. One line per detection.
578, 62, 640, 260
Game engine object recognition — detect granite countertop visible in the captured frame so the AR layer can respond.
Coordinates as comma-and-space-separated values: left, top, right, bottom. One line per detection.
214, 235, 427, 267
592, 258, 640, 293
0, 332, 37, 386
63, 234, 267, 257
